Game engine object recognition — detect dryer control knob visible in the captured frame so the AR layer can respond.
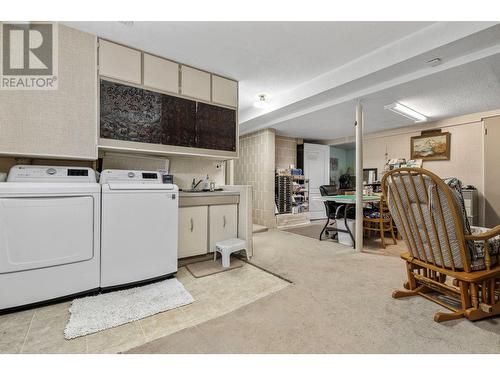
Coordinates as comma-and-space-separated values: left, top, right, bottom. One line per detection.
46, 168, 57, 175
128, 172, 135, 178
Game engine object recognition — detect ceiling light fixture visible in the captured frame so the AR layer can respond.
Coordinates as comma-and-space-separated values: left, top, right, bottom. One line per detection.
118, 21, 134, 27
426, 57, 442, 67
384, 102, 427, 123
254, 94, 270, 109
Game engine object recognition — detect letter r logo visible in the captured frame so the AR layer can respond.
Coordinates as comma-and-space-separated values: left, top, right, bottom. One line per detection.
2, 23, 53, 75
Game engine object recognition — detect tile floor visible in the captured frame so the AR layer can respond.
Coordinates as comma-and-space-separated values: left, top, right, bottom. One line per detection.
0, 263, 289, 354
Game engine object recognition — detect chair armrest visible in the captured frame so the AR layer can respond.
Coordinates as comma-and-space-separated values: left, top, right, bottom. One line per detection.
465, 225, 500, 241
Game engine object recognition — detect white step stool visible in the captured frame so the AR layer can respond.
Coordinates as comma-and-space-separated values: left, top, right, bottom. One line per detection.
214, 238, 247, 268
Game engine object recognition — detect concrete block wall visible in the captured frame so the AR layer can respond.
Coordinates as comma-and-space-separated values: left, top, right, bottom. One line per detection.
275, 136, 297, 169
234, 128, 276, 228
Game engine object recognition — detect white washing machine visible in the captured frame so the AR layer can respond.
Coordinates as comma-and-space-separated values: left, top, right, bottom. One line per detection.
100, 169, 178, 289
0, 165, 100, 311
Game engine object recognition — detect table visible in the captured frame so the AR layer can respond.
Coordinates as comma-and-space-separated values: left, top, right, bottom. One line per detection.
315, 195, 381, 248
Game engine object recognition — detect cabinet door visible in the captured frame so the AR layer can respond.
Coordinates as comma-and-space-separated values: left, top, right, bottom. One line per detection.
209, 204, 238, 252
212, 75, 238, 108
178, 206, 208, 258
161, 95, 197, 147
196, 103, 236, 151
143, 53, 179, 94
99, 39, 141, 84
181, 65, 211, 101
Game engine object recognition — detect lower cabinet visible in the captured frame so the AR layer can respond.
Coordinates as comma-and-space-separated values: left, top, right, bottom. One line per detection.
209, 204, 238, 252
178, 206, 208, 258
178, 203, 238, 258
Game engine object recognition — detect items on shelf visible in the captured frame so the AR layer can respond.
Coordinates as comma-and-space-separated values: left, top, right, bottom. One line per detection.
275, 167, 309, 215
383, 158, 423, 172
275, 175, 292, 214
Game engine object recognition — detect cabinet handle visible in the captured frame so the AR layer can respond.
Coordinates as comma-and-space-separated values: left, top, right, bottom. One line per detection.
223, 215, 226, 228
190, 218, 194, 232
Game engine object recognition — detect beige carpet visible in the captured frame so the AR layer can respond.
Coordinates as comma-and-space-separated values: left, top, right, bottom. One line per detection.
283, 220, 407, 258
186, 258, 243, 278
128, 229, 500, 354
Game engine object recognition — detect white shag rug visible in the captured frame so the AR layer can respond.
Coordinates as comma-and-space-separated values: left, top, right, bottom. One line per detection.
64, 278, 194, 339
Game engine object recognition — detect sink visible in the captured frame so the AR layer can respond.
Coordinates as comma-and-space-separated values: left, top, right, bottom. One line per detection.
180, 189, 224, 193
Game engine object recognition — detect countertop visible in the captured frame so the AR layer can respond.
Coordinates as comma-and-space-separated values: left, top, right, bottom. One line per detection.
179, 190, 240, 197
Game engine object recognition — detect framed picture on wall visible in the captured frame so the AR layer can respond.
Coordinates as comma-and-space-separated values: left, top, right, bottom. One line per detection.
410, 131, 451, 161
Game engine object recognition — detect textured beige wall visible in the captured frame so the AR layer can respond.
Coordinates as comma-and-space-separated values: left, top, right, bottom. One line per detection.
169, 156, 225, 190
234, 129, 276, 228
100, 152, 225, 190
0, 24, 97, 160
362, 121, 485, 225
275, 136, 297, 169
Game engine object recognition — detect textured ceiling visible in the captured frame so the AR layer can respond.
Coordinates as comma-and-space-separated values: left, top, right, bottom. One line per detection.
273, 53, 500, 140
65, 21, 433, 112
65, 21, 500, 141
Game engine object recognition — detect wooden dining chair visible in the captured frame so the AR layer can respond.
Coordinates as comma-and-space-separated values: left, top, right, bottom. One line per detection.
382, 168, 500, 322
363, 198, 397, 248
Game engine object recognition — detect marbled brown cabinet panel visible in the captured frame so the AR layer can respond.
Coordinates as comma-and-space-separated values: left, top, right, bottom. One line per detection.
161, 95, 196, 147
100, 80, 236, 152
196, 103, 237, 152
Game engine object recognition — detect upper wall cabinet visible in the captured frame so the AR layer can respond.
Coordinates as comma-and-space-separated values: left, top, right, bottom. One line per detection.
212, 75, 238, 108
97, 38, 239, 158
99, 40, 141, 84
143, 53, 179, 94
180, 66, 211, 102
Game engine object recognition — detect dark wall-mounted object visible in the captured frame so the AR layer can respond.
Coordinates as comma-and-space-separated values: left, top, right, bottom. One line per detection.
162, 95, 197, 148
100, 80, 236, 152
196, 103, 236, 151
100, 80, 162, 144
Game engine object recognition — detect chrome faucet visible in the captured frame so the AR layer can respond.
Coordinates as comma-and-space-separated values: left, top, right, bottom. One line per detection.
191, 178, 203, 190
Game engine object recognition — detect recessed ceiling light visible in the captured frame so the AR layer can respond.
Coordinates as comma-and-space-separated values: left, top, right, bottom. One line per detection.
118, 21, 134, 27
254, 94, 270, 109
426, 57, 442, 67
384, 102, 427, 123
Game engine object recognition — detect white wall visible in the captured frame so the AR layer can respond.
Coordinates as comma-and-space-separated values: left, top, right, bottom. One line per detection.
361, 121, 485, 225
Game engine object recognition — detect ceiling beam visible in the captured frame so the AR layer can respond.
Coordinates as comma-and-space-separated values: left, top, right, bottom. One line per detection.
240, 21, 499, 134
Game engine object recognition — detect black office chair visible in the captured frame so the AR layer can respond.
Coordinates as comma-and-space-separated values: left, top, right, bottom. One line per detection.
319, 185, 343, 240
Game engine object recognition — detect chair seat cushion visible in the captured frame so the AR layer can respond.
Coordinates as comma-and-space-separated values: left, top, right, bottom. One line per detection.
468, 226, 500, 271
364, 211, 391, 219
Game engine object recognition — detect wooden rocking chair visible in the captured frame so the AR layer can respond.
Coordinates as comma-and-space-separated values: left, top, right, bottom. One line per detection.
381, 168, 500, 322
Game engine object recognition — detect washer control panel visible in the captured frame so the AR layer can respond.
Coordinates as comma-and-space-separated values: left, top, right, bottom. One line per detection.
99, 169, 162, 184
7, 165, 96, 183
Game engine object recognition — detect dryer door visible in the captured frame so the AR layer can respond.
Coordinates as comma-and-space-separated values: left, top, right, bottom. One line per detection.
0, 196, 94, 273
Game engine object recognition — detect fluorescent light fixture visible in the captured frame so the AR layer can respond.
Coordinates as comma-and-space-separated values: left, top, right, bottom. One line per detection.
384, 102, 427, 123
254, 94, 270, 109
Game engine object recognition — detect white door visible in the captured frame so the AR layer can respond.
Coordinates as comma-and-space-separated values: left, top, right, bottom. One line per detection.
304, 143, 330, 220
0, 196, 94, 273
209, 204, 238, 252
101, 189, 178, 287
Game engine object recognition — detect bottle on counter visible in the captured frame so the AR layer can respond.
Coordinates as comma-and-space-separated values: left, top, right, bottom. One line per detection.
202, 174, 210, 190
